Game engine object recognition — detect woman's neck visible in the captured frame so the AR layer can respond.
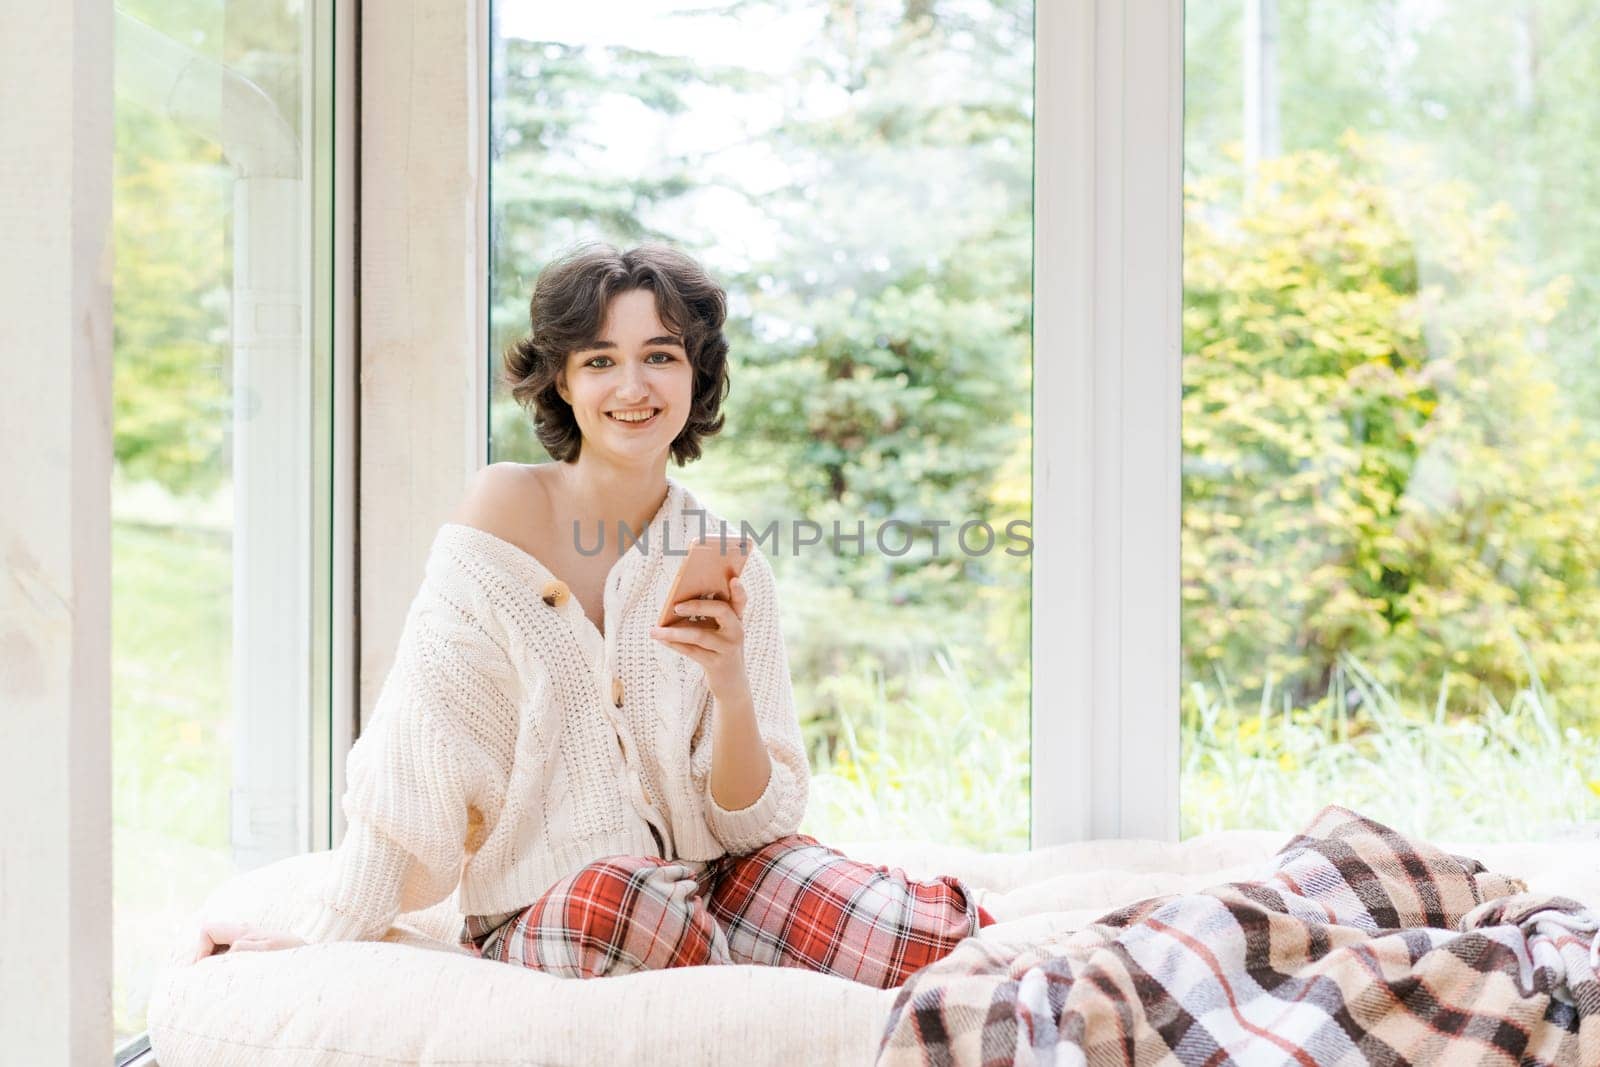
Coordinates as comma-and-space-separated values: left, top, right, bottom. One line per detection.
553, 456, 670, 541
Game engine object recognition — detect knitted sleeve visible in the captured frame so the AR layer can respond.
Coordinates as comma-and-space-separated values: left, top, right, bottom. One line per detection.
293, 586, 513, 944
690, 546, 810, 854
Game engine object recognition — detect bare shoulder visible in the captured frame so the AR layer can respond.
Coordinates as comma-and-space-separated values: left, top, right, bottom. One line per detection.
449, 462, 552, 550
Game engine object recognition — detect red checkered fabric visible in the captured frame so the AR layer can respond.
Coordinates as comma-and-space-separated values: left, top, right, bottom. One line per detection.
459, 833, 983, 989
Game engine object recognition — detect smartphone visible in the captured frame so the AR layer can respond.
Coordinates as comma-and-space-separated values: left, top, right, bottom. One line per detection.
658, 535, 752, 629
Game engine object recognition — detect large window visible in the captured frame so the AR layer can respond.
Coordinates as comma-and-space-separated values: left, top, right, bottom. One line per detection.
1182, 1, 1600, 840
111, 2, 335, 1052
487, 1, 1035, 850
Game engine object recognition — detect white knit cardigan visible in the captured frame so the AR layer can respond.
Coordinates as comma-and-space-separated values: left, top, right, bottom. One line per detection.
294, 477, 810, 944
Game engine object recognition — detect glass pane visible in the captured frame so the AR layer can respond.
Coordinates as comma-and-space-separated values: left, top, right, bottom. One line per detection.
1181, 0, 1600, 840
488, 1, 1034, 850
111, 1, 332, 1048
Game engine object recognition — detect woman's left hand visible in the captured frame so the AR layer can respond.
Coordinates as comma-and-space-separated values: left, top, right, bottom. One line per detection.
651, 576, 749, 695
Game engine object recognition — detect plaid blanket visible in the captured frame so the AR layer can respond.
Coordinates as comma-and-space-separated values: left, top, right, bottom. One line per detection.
878, 806, 1600, 1066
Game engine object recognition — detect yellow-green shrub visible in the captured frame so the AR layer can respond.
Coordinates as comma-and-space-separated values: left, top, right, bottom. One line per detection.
1183, 132, 1600, 721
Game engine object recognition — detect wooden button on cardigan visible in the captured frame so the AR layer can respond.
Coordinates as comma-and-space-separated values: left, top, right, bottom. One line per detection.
292, 476, 810, 945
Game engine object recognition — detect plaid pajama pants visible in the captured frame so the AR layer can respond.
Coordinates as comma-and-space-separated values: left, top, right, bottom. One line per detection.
458, 832, 995, 989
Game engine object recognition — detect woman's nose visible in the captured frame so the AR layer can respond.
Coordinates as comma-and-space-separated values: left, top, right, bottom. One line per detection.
617, 365, 648, 401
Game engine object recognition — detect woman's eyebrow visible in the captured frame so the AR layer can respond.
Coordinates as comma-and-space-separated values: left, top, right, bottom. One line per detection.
577, 335, 685, 352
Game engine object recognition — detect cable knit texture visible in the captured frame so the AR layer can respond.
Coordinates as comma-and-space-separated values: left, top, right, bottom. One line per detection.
294, 477, 810, 944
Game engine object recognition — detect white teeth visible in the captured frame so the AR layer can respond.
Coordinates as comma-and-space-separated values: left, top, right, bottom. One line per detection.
609, 409, 657, 423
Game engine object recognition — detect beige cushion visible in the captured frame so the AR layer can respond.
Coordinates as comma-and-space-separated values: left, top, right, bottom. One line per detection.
148, 832, 1600, 1066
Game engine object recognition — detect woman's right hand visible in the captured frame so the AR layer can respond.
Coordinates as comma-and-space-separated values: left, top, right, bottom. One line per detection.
176, 919, 307, 965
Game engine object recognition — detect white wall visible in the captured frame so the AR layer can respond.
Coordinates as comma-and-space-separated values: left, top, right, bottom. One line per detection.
359, 0, 490, 728
0, 0, 115, 1058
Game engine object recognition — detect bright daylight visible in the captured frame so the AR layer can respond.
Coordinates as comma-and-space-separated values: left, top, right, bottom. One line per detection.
7, 2, 1600, 1065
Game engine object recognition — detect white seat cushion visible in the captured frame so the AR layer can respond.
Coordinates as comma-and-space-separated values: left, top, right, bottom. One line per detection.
148, 832, 1600, 1066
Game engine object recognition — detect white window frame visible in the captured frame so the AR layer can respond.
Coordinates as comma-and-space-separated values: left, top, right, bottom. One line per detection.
1033, 0, 1183, 845
353, 0, 1186, 846
326, 0, 360, 847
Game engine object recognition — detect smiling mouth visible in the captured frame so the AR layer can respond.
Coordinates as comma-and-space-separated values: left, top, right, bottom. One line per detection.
607, 409, 660, 426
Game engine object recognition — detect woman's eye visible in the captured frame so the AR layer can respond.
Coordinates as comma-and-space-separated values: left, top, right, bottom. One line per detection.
582, 353, 673, 368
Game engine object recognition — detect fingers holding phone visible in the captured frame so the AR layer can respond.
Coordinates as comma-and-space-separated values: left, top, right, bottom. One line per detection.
652, 537, 752, 689
663, 577, 746, 642
655, 536, 750, 630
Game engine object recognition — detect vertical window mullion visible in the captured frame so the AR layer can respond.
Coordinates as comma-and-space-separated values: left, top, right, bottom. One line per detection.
1032, 0, 1182, 846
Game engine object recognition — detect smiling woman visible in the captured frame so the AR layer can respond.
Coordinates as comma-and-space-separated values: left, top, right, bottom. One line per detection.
485, 0, 1035, 855
178, 238, 999, 989
501, 243, 729, 468
560, 294, 692, 447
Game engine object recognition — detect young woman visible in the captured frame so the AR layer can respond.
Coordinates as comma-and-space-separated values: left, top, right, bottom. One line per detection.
186, 242, 995, 987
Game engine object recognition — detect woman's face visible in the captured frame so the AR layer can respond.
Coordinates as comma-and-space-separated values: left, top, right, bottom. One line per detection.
558, 288, 695, 463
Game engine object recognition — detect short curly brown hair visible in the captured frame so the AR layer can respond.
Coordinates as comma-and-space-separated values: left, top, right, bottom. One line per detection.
502, 241, 730, 465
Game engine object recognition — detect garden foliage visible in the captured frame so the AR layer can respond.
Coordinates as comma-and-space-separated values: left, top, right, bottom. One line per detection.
1183, 134, 1600, 724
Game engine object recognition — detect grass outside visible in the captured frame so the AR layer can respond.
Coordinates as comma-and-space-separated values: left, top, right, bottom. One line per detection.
800, 641, 1032, 853
1182, 653, 1600, 841
112, 520, 235, 1045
